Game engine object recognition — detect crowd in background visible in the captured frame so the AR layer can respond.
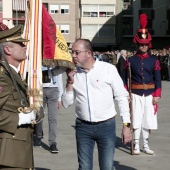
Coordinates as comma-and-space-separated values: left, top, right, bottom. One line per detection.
93, 48, 170, 81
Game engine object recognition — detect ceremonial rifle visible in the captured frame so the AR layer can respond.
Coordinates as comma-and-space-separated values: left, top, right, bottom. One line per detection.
128, 62, 134, 155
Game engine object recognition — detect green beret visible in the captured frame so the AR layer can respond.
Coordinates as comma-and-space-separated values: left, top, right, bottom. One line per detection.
0, 25, 29, 43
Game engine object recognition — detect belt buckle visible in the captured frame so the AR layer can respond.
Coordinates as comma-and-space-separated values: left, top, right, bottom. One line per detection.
91, 121, 99, 125
143, 84, 147, 90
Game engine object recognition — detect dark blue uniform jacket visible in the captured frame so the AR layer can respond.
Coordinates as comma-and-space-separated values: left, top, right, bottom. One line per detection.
122, 52, 162, 97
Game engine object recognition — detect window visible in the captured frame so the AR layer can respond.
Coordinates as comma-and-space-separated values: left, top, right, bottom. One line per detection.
61, 5, 69, 14
99, 5, 115, 17
13, 20, 25, 26
82, 25, 98, 37
13, 11, 25, 19
82, 4, 115, 17
12, 0, 27, 11
82, 5, 98, 17
139, 10, 154, 20
60, 25, 69, 34
122, 18, 133, 35
141, 0, 153, 8
50, 5, 59, 14
82, 24, 115, 37
167, 10, 170, 29
167, 9, 170, 34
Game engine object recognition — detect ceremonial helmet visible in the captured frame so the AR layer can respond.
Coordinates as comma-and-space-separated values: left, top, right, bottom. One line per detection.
133, 14, 152, 48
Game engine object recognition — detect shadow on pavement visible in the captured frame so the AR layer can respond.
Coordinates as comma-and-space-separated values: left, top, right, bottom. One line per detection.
116, 136, 132, 155
41, 141, 50, 151
33, 135, 50, 151
34, 168, 50, 170
115, 136, 137, 169
114, 161, 137, 170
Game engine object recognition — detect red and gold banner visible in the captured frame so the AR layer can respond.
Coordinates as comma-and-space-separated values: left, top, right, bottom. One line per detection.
42, 5, 74, 69
20, 1, 74, 111
42, 5, 56, 61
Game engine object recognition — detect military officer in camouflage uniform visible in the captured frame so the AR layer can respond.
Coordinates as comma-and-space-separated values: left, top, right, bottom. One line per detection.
0, 24, 35, 169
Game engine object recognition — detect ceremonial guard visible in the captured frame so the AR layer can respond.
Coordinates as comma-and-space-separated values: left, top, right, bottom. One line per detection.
122, 14, 162, 155
0, 24, 35, 169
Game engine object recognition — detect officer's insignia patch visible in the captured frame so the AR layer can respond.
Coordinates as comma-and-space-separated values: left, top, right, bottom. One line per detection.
0, 66, 4, 73
0, 86, 2, 93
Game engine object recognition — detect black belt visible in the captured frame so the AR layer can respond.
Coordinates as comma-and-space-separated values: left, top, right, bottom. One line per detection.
77, 117, 114, 125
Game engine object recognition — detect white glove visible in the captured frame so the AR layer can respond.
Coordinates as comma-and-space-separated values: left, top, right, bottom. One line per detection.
18, 111, 36, 126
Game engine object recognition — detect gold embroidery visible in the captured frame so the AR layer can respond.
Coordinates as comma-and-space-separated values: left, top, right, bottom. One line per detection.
0, 66, 4, 73
142, 33, 147, 39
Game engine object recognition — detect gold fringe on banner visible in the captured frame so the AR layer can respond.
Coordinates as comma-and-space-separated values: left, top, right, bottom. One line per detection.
42, 59, 75, 69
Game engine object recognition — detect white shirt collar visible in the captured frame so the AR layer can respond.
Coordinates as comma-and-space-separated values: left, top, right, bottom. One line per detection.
9, 64, 19, 73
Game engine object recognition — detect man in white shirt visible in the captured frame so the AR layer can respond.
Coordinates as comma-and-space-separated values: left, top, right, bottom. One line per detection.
34, 66, 63, 154
62, 39, 132, 170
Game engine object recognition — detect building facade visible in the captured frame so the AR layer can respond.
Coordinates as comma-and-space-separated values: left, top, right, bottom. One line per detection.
120, 0, 170, 50
80, 0, 117, 51
0, 0, 79, 49
0, 0, 27, 28
0, 0, 169, 50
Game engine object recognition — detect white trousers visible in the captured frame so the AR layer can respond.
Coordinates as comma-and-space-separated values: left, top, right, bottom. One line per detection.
132, 93, 158, 130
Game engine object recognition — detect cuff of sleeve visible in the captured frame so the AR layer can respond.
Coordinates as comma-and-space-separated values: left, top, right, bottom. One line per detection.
121, 115, 131, 123
152, 88, 161, 97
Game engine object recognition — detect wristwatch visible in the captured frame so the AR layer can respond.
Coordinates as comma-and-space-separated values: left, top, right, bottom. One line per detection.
123, 123, 131, 128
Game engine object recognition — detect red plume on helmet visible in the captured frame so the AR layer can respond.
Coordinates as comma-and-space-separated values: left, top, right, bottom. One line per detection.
133, 14, 152, 48
0, 23, 9, 31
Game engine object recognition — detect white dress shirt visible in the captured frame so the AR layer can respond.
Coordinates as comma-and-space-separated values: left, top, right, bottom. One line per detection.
42, 66, 63, 101
62, 60, 130, 123
10, 64, 20, 73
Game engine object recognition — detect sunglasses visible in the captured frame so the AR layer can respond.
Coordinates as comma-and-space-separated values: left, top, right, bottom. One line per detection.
139, 44, 149, 47
13, 42, 26, 47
